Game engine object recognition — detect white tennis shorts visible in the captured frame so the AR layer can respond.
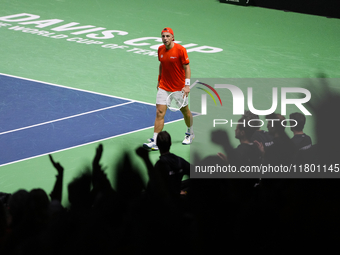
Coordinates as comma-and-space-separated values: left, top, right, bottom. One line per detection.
156, 88, 188, 107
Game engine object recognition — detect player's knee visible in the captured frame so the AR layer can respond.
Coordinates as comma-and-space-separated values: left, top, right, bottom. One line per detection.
156, 108, 166, 118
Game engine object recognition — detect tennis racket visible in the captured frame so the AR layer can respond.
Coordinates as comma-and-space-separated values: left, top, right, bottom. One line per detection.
166, 91, 187, 112
166, 80, 198, 112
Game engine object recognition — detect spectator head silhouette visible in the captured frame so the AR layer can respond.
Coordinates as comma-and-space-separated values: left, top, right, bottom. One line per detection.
8, 189, 29, 228
266, 113, 285, 137
156, 131, 172, 154
235, 112, 260, 142
289, 112, 306, 133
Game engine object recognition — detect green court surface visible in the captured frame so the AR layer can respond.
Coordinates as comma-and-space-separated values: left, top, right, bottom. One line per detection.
0, 0, 339, 206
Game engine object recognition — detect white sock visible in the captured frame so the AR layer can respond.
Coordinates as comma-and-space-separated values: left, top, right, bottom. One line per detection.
187, 126, 193, 134
153, 132, 158, 143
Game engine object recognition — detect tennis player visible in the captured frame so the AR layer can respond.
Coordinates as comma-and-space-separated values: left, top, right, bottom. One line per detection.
143, 27, 194, 150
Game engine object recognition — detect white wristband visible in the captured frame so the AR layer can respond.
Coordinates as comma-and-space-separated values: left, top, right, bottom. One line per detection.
185, 78, 190, 86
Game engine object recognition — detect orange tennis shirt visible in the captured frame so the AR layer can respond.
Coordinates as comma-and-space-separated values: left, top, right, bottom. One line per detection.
158, 43, 190, 92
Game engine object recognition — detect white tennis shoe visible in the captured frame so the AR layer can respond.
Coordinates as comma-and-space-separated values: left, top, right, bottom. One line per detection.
182, 133, 195, 145
143, 139, 159, 151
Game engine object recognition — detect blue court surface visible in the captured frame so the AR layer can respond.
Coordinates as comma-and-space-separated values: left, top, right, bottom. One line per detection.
0, 74, 184, 166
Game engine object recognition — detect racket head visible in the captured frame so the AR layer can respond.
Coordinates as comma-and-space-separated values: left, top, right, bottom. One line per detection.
166, 91, 187, 112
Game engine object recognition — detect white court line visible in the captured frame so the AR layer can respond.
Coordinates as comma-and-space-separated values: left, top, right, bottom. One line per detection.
0, 101, 134, 136
0, 118, 185, 167
0, 72, 153, 135
0, 72, 198, 167
0, 72, 156, 106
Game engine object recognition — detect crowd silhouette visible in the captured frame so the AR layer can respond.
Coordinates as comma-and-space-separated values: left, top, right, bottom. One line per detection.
1, 81, 340, 255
